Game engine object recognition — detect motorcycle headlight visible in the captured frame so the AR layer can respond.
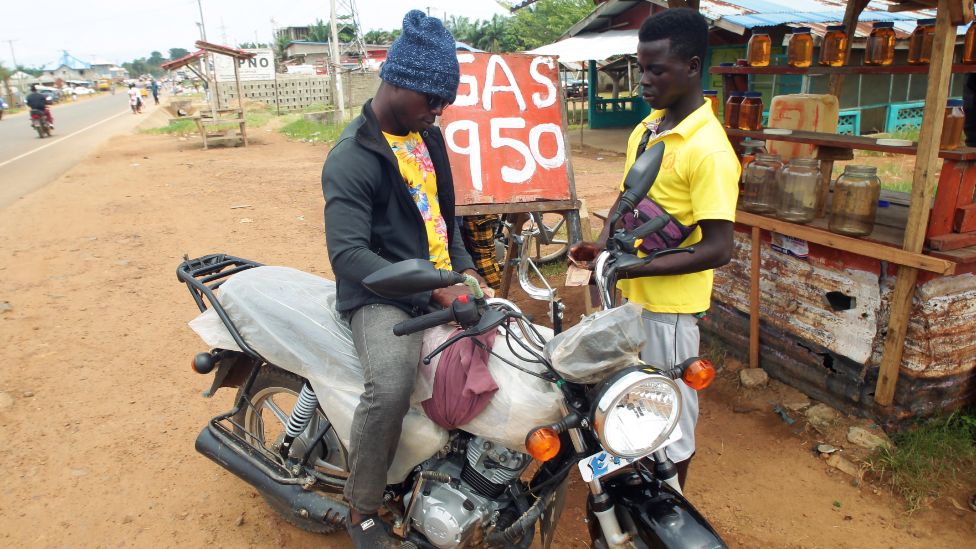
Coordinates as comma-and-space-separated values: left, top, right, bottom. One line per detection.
592, 369, 682, 459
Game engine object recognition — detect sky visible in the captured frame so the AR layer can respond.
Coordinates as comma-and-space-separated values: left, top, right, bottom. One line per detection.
0, 0, 512, 68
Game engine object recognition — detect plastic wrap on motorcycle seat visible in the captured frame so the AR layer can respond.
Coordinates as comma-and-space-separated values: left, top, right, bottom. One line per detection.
420, 324, 564, 452
545, 302, 646, 384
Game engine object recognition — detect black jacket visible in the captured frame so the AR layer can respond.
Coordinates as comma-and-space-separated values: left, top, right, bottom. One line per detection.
26, 92, 48, 111
322, 100, 476, 315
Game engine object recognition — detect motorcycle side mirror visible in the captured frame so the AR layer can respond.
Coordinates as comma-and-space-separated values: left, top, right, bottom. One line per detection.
362, 259, 465, 298
610, 141, 666, 227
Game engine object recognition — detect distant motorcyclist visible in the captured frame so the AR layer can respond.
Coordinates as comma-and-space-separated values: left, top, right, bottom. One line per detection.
25, 85, 54, 129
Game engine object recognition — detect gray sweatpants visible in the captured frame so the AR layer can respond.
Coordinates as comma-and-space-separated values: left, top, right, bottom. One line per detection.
344, 303, 424, 513
639, 311, 700, 463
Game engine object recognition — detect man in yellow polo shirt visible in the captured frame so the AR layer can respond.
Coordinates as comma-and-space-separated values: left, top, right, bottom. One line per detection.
570, 8, 739, 488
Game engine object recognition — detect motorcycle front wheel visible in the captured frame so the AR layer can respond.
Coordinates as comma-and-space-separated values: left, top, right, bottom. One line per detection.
232, 364, 349, 534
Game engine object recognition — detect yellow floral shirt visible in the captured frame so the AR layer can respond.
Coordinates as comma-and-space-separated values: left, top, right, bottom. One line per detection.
384, 131, 452, 270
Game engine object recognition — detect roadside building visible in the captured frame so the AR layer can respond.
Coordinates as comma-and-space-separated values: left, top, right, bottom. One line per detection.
40, 51, 93, 84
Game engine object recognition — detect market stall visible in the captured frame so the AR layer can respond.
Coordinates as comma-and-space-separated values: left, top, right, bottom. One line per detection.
704, 0, 976, 424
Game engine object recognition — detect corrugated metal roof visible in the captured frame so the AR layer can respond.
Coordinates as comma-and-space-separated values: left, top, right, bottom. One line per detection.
41, 51, 91, 71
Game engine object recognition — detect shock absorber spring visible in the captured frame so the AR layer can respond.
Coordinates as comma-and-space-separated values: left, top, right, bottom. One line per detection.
279, 383, 319, 460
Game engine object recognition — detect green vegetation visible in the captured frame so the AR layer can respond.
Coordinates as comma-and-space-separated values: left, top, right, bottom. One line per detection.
866, 410, 976, 511
279, 117, 345, 143
146, 119, 197, 135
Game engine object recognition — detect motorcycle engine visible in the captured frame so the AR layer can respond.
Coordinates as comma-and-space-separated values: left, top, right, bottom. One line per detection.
406, 436, 532, 549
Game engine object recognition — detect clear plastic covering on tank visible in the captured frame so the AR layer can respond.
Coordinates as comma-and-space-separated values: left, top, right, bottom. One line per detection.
187, 265, 564, 464
544, 302, 647, 384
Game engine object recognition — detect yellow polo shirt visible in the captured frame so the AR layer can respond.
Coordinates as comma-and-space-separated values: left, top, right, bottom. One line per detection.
616, 100, 740, 313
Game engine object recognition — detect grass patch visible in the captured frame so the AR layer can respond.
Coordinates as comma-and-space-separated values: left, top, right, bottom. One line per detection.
245, 106, 275, 128
865, 410, 976, 511
145, 118, 197, 135
279, 117, 344, 143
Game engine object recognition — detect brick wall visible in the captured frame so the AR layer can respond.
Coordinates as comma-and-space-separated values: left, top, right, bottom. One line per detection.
216, 71, 380, 113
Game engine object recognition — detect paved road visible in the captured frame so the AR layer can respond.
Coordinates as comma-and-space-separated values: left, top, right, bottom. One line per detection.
0, 92, 154, 209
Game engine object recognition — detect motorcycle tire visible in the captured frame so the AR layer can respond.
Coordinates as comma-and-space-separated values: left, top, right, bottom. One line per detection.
232, 364, 349, 535
36, 126, 45, 138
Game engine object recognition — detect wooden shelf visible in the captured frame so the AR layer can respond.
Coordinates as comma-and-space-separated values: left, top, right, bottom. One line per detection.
735, 210, 956, 275
725, 129, 976, 161
710, 63, 976, 76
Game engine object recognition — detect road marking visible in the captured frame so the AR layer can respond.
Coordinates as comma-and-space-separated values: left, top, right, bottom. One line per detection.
0, 109, 132, 169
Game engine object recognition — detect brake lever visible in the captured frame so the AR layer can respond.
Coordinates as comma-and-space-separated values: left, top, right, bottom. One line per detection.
421, 307, 508, 365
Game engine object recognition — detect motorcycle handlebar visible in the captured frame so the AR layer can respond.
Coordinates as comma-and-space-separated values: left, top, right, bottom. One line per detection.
393, 306, 457, 336
630, 214, 671, 239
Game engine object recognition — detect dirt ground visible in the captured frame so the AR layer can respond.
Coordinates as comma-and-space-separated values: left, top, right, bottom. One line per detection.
0, 120, 973, 549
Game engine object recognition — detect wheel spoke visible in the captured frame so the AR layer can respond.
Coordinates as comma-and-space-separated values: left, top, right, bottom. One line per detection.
262, 396, 290, 428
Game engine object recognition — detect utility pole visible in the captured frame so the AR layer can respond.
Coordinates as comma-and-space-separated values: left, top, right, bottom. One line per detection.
329, 0, 346, 121
4, 39, 20, 105
196, 0, 208, 41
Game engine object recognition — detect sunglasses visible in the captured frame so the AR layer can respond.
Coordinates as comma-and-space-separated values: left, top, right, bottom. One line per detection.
425, 93, 451, 110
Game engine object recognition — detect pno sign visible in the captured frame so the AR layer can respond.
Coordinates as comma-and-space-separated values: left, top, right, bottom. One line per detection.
441, 52, 570, 206
214, 49, 275, 83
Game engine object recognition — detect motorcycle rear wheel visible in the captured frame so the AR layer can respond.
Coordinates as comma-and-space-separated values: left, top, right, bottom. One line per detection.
233, 364, 349, 534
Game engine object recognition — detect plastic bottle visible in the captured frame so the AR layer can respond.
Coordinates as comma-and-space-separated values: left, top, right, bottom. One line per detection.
819, 25, 849, 67
787, 27, 814, 68
724, 91, 744, 129
703, 90, 719, 117
829, 165, 882, 237
748, 32, 772, 67
776, 158, 821, 224
741, 153, 783, 214
865, 22, 896, 66
908, 19, 936, 65
737, 92, 764, 131
964, 22, 976, 64
941, 99, 965, 150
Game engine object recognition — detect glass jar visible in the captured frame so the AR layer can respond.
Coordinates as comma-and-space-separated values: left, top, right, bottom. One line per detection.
740, 139, 767, 175
724, 91, 744, 128
737, 92, 764, 131
703, 90, 719, 117
741, 153, 783, 214
865, 21, 896, 66
829, 165, 882, 237
941, 99, 965, 150
819, 25, 849, 67
776, 158, 821, 224
787, 27, 814, 68
747, 32, 772, 67
965, 23, 976, 64
908, 19, 936, 65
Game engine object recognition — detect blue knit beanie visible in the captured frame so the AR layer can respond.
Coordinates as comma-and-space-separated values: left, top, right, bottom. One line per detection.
380, 10, 460, 104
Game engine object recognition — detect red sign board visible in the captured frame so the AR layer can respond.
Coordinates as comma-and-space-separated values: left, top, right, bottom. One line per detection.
441, 52, 571, 206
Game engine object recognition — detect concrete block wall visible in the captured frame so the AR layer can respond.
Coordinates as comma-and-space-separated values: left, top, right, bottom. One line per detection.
216, 71, 380, 113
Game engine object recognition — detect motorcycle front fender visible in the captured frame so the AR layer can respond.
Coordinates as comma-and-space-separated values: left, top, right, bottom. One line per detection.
589, 472, 726, 549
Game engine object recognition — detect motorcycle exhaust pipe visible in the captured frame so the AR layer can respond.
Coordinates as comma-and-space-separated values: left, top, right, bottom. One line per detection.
195, 425, 348, 528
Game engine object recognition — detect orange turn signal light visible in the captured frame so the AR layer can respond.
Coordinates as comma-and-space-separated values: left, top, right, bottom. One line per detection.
525, 426, 561, 462
683, 358, 716, 390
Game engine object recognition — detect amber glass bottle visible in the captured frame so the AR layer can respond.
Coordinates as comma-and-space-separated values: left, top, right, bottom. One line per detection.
787, 27, 814, 68
737, 92, 764, 131
747, 32, 772, 67
703, 90, 719, 117
865, 22, 896, 66
908, 19, 936, 65
941, 99, 965, 150
964, 22, 976, 64
724, 91, 744, 128
819, 25, 848, 67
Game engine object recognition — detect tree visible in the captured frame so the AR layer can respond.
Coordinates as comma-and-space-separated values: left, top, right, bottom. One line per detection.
147, 51, 166, 66
168, 48, 190, 61
473, 15, 510, 52
504, 0, 593, 50
308, 19, 330, 43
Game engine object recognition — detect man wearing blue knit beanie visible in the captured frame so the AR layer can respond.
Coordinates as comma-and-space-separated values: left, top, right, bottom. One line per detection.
322, 9, 488, 548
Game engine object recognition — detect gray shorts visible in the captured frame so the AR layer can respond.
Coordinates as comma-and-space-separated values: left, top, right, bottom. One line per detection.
638, 310, 700, 463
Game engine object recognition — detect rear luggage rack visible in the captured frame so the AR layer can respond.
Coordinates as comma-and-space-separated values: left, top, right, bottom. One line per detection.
177, 253, 265, 361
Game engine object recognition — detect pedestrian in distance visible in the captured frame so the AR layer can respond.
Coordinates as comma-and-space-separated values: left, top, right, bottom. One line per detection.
127, 83, 142, 114
151, 80, 159, 105
568, 8, 740, 490
321, 9, 489, 548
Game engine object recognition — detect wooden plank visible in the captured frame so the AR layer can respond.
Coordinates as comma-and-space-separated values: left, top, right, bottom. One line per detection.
456, 199, 579, 216
725, 128, 976, 161
876, 0, 958, 407
928, 231, 976, 250
710, 64, 976, 76
736, 210, 956, 274
954, 204, 976, 232
927, 160, 969, 237
750, 227, 761, 370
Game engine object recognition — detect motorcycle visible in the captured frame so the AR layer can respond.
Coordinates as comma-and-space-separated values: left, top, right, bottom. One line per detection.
177, 141, 726, 548
30, 109, 52, 138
